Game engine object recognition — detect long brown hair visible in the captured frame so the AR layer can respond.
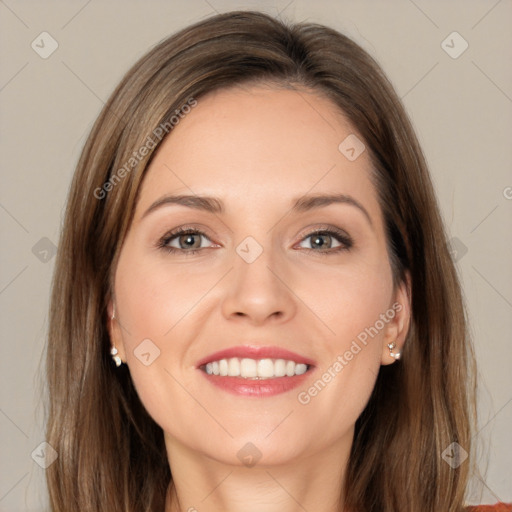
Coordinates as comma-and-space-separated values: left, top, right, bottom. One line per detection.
45, 10, 477, 511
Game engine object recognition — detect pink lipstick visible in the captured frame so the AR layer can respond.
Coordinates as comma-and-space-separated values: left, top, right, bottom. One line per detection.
197, 345, 315, 397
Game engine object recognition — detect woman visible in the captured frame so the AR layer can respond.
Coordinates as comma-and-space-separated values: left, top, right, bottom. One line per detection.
44, 10, 511, 512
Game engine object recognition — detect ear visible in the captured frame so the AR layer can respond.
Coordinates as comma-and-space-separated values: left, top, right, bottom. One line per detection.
380, 272, 411, 366
107, 298, 127, 363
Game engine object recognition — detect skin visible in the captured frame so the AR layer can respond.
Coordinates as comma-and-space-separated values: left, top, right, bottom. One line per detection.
108, 84, 411, 512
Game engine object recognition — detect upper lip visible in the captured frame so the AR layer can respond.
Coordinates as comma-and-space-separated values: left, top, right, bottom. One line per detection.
196, 345, 316, 368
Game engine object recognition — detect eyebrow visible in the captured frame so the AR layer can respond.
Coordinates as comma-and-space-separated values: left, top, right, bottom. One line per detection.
142, 193, 372, 226
292, 193, 372, 226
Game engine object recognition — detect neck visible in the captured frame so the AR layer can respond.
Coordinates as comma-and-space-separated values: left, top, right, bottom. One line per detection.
163, 431, 352, 512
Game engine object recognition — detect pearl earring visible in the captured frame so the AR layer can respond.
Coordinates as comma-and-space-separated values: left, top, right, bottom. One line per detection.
110, 305, 123, 367
387, 341, 401, 360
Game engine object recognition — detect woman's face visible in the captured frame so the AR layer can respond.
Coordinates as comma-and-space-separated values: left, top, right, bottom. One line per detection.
109, 85, 409, 467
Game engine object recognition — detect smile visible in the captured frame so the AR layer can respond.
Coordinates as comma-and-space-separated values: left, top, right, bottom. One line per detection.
203, 357, 309, 379
197, 345, 315, 397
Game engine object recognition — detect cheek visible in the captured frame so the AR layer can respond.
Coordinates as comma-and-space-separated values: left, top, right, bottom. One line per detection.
113, 248, 204, 431
293, 257, 393, 412
299, 255, 394, 347
112, 245, 223, 417
114, 247, 218, 342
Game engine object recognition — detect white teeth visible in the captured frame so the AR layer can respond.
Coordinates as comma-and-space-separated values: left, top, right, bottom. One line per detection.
274, 359, 286, 377
295, 363, 308, 375
257, 358, 274, 378
203, 357, 310, 379
240, 358, 257, 378
228, 357, 240, 377
219, 359, 228, 376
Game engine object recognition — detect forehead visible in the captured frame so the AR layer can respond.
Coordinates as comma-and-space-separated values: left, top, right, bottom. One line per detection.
135, 85, 379, 217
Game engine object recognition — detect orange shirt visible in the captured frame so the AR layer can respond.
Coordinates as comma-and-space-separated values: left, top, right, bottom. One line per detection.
466, 504, 512, 512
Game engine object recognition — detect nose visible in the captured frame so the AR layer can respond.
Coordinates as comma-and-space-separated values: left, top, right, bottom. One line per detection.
220, 246, 297, 326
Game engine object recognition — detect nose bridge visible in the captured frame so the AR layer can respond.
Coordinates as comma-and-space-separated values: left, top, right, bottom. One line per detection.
221, 234, 296, 324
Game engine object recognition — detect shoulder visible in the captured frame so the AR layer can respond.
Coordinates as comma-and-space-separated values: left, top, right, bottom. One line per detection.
465, 504, 512, 512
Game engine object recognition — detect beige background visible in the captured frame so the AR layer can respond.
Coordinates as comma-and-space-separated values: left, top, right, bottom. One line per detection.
1, 0, 511, 510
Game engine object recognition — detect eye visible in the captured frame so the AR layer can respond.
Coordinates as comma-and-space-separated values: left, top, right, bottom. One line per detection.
158, 228, 216, 255
297, 228, 353, 254
156, 226, 353, 256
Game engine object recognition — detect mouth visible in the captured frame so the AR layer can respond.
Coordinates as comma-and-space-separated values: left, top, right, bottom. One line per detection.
196, 345, 315, 397
202, 358, 310, 379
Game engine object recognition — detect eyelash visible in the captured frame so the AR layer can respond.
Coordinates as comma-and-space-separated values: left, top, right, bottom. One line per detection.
156, 225, 354, 257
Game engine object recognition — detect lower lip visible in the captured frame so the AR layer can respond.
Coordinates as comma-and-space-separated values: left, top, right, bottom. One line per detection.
200, 370, 312, 397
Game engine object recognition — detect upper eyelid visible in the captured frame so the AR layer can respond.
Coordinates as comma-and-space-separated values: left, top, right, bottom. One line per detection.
296, 223, 351, 237
160, 224, 215, 240
160, 225, 348, 237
